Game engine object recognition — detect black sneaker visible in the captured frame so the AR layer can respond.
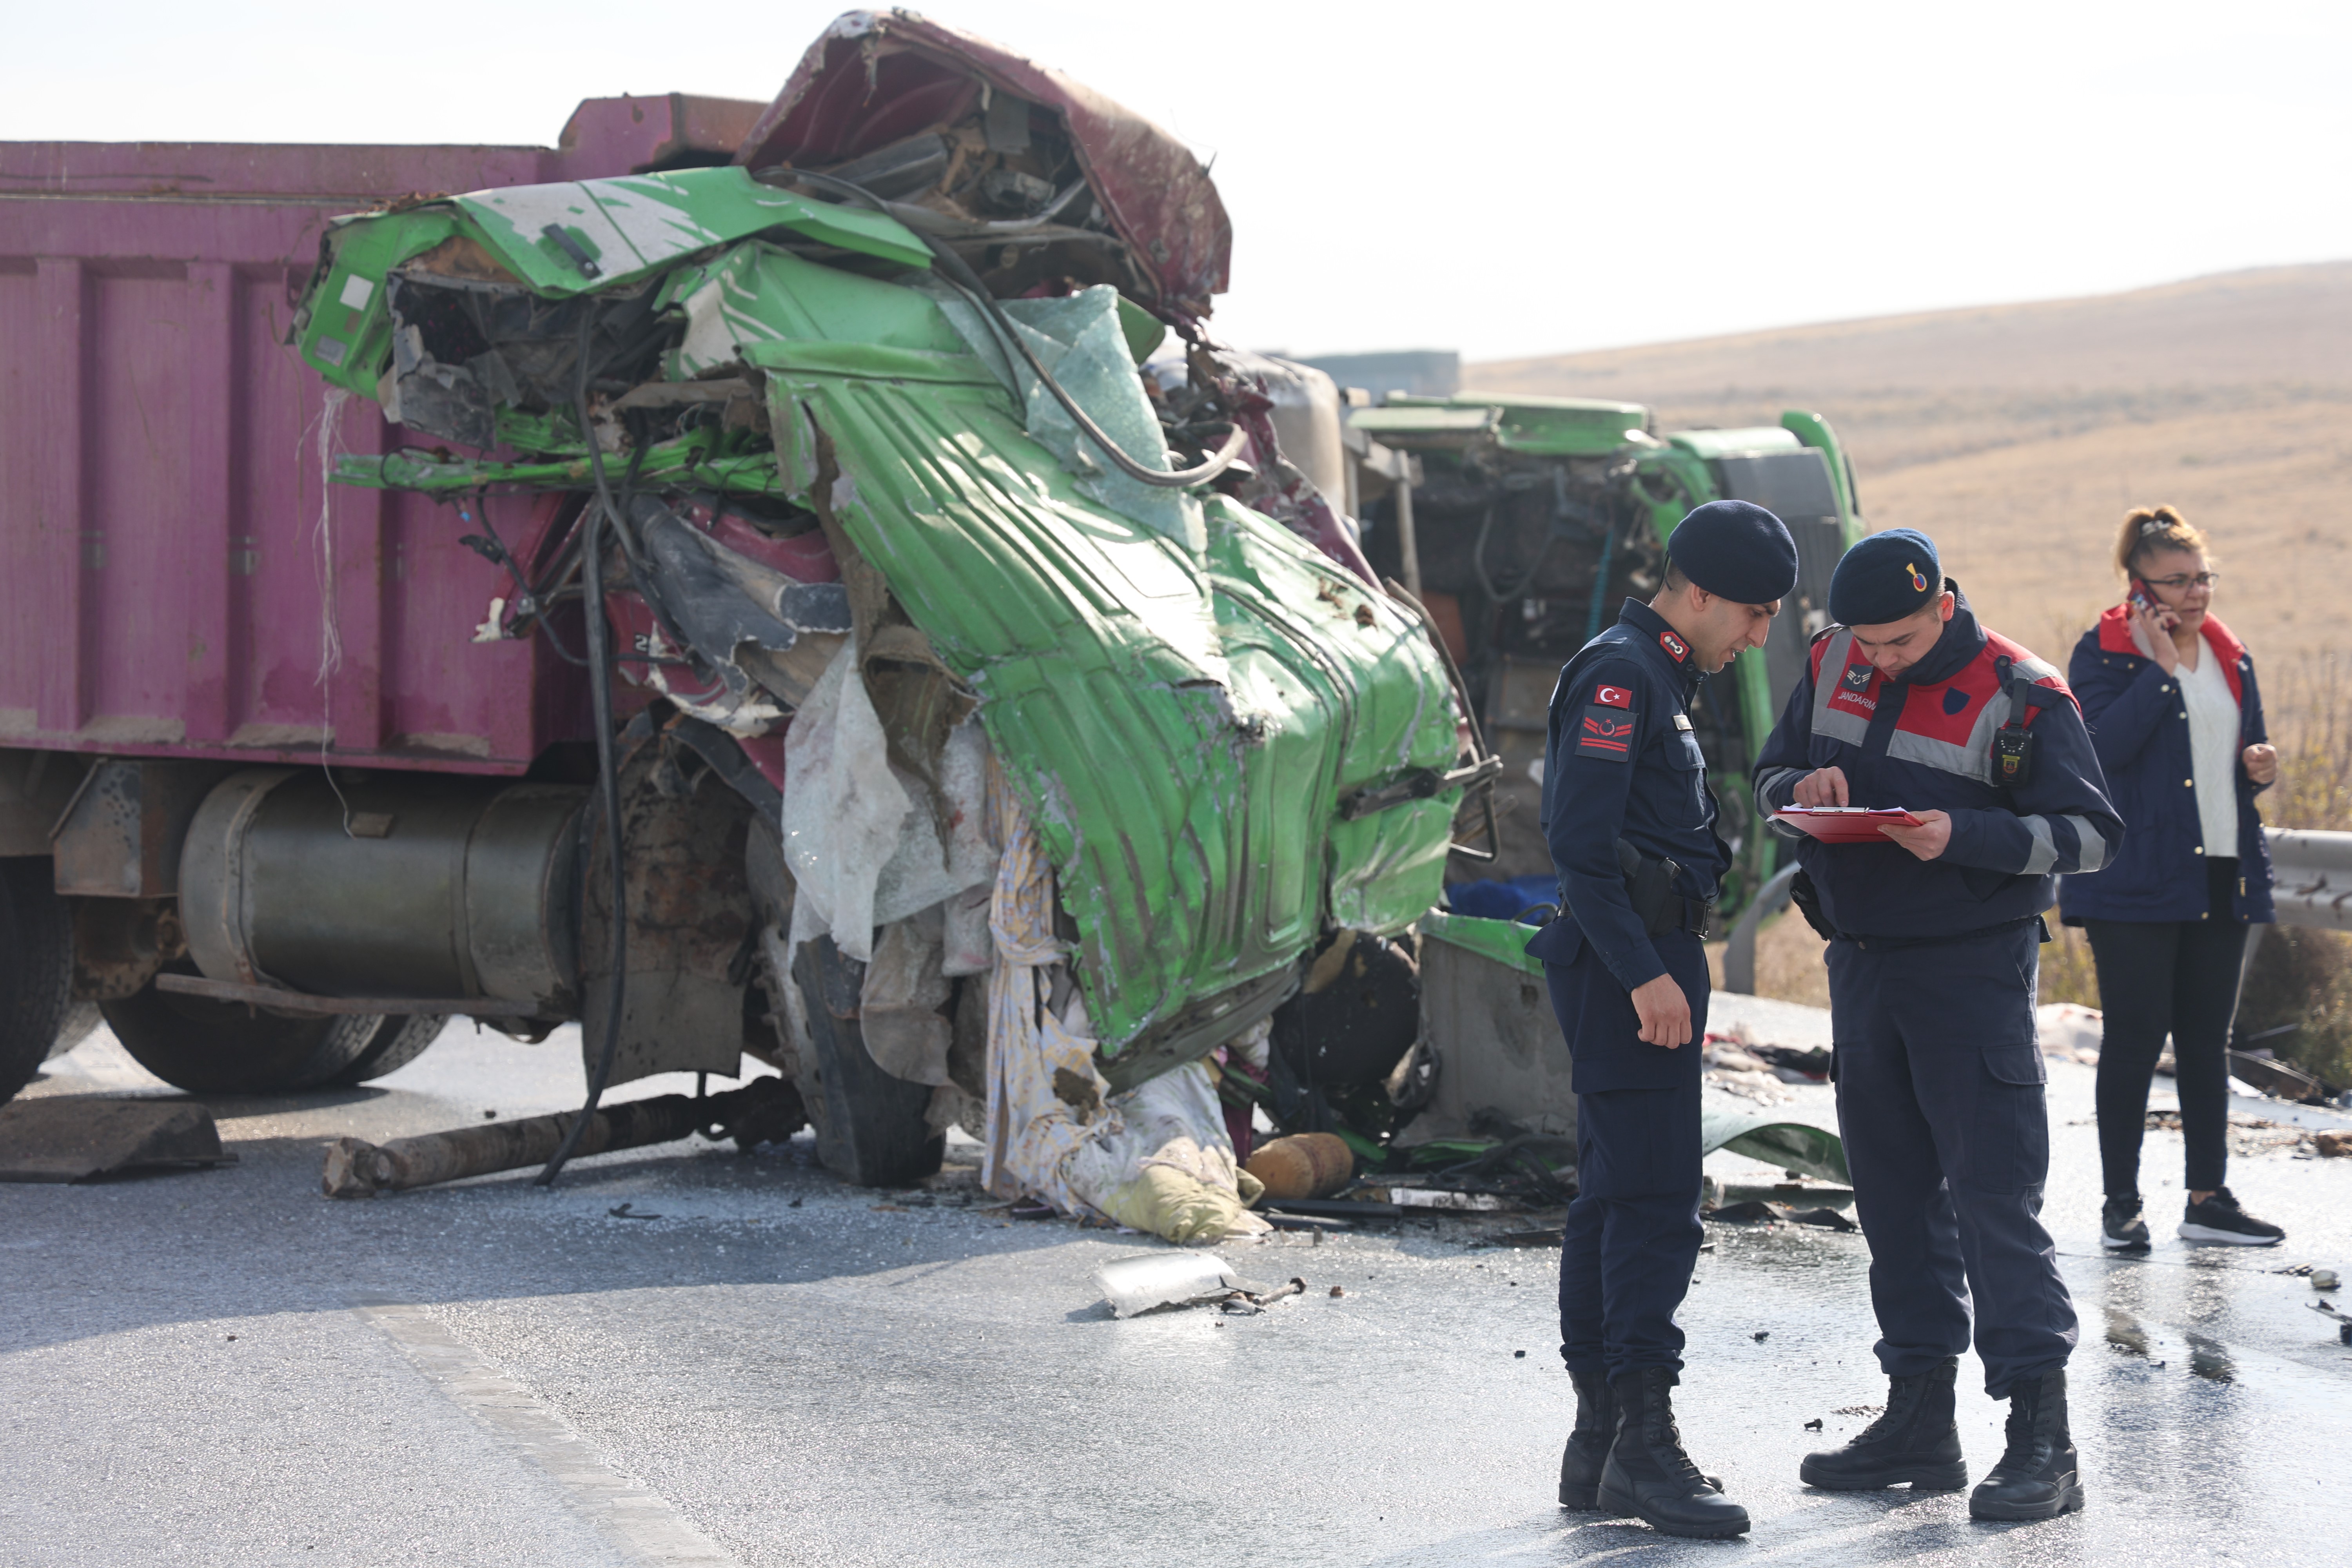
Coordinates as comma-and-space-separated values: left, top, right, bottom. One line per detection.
2101, 1196, 2150, 1252
2178, 1187, 2285, 1246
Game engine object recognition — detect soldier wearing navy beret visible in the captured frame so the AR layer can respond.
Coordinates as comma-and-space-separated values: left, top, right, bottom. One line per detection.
1533, 498, 1794, 1541
1754, 528, 2122, 1522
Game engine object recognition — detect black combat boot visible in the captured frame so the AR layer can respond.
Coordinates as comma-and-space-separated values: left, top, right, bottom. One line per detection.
1558, 1368, 1616, 1509
1597, 1367, 1750, 1539
1969, 1369, 2085, 1521
1799, 1357, 1968, 1491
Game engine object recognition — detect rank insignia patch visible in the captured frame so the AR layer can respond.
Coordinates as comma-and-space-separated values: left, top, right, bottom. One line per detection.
1842, 663, 1873, 691
1658, 630, 1688, 663
1576, 705, 1635, 760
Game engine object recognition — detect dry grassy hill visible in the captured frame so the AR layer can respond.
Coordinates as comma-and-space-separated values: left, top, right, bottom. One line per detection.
1481, 265, 2352, 1049
1470, 263, 2352, 673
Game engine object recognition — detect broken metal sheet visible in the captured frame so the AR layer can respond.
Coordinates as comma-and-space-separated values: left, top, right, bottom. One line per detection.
1092, 1252, 1238, 1318
617, 494, 854, 733
926, 280, 1202, 554
0, 1097, 235, 1183
298, 168, 929, 399
1700, 1100, 1850, 1185
1376, 393, 1651, 458
763, 314, 1457, 1053
737, 10, 1230, 320
657, 240, 972, 381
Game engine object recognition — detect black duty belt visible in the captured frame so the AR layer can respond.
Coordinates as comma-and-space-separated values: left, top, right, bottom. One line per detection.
1835, 915, 2049, 952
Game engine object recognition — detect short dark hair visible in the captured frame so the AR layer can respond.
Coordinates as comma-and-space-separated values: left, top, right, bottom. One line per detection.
1662, 558, 1690, 593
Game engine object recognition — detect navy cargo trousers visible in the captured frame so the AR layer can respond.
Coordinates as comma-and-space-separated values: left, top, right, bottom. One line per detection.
1828, 923, 2078, 1397
1547, 930, 1709, 1379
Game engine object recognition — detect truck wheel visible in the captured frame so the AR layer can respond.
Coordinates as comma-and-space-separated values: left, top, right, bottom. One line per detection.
328, 1014, 446, 1086
0, 860, 75, 1105
100, 961, 380, 1094
791, 935, 943, 1187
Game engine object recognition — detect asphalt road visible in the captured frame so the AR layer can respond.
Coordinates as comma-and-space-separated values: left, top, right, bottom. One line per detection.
5, 1013, 2350, 1567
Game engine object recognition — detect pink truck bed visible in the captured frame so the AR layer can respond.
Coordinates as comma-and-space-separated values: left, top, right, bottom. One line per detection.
0, 94, 760, 775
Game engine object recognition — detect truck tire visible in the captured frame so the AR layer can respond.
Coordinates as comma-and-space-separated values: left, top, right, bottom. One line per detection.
0, 860, 75, 1106
100, 961, 381, 1094
791, 935, 943, 1188
328, 1014, 446, 1086
48, 1001, 103, 1062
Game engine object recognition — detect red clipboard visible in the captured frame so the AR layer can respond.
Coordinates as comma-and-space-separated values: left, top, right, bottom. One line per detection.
1774, 807, 1924, 843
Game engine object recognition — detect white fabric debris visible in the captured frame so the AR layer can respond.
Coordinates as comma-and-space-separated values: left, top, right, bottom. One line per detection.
781, 638, 994, 964
978, 765, 1266, 1243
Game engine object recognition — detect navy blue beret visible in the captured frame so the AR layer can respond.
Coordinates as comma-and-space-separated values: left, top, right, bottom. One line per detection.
1829, 528, 1943, 626
1665, 501, 1798, 604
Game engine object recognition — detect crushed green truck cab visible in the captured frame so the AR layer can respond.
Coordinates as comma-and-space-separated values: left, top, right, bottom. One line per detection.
289, 38, 1475, 1179
1346, 392, 1867, 909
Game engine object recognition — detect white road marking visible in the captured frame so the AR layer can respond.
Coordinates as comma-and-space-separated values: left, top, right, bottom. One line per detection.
352, 1296, 737, 1566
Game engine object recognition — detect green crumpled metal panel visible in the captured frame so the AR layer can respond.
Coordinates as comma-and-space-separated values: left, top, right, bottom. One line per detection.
927, 283, 1204, 555
296, 169, 927, 397
748, 268, 1459, 1053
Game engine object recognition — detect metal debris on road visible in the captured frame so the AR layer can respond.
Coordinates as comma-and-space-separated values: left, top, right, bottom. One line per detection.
1091, 1252, 1308, 1318
320, 1076, 803, 1197
1707, 1200, 1857, 1232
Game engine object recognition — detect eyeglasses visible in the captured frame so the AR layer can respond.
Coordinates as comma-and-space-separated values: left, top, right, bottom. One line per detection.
2145, 572, 2220, 590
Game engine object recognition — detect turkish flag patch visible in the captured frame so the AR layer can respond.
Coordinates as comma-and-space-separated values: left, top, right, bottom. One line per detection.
1576, 704, 1635, 760
1594, 683, 1632, 708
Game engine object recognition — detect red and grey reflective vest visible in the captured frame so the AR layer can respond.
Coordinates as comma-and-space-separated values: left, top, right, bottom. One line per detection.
1753, 586, 2123, 940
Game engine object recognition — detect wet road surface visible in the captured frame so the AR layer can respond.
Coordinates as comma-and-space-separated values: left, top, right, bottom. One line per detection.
5, 1014, 2349, 1566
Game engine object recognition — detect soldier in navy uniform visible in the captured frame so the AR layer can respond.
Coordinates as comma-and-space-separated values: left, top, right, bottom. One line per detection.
1533, 499, 1796, 1541
1754, 529, 2122, 1522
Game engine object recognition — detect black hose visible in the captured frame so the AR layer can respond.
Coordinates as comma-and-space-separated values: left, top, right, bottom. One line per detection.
537, 372, 637, 1189
789, 171, 1249, 490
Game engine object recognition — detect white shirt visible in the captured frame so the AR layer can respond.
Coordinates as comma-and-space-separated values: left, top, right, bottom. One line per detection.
2178, 645, 2240, 857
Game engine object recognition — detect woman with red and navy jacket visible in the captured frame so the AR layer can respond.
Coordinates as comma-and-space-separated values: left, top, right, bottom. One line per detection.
2063, 506, 2283, 1251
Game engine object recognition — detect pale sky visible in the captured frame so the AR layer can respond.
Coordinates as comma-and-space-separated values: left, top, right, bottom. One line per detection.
9, 0, 2348, 361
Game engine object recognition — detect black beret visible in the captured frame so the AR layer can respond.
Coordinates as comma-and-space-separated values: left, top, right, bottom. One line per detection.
1666, 500, 1798, 604
1829, 528, 1942, 626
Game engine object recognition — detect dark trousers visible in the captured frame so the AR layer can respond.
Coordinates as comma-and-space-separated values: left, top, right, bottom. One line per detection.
1547, 934, 1707, 1379
2082, 858, 2249, 1197
1828, 924, 2078, 1398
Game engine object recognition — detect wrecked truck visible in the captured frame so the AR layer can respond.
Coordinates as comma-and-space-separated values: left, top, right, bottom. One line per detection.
1343, 394, 1868, 908
0, 12, 1492, 1207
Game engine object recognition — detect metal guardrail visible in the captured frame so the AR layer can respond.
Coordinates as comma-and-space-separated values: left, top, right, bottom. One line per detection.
2265, 828, 2352, 932
1720, 862, 1799, 996
1720, 828, 2352, 995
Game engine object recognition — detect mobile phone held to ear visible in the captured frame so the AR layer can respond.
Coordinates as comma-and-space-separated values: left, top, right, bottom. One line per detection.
2128, 578, 2174, 627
